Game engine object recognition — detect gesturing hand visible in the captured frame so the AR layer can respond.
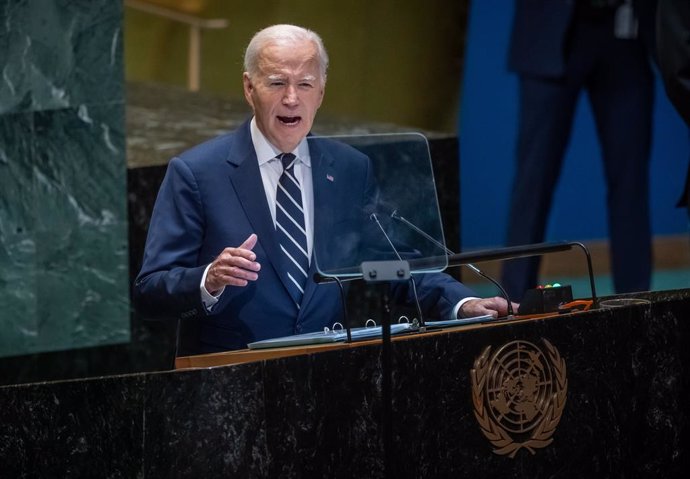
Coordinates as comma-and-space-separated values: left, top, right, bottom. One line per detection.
204, 234, 261, 294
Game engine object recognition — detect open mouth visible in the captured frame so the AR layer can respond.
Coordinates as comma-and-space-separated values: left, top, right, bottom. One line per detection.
277, 116, 301, 125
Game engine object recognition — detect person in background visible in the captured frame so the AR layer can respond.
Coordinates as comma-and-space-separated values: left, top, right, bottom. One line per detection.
134, 24, 513, 353
656, 0, 690, 217
501, 0, 655, 299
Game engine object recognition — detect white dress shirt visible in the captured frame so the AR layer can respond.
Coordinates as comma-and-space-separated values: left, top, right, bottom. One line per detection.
200, 118, 314, 309
200, 118, 475, 317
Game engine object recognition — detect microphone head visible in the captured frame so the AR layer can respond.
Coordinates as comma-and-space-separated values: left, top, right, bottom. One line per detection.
364, 201, 397, 218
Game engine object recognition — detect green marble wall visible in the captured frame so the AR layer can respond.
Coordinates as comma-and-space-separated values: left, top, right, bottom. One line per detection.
0, 0, 129, 358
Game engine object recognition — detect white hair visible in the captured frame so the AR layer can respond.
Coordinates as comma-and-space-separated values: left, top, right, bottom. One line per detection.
244, 24, 329, 83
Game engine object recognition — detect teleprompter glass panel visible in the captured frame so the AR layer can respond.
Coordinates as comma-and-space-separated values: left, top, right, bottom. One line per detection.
308, 133, 448, 279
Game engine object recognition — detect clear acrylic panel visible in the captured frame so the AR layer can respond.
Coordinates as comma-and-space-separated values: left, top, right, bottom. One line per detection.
309, 133, 448, 279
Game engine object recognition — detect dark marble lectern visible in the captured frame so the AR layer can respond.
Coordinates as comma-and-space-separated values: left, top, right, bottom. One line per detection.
1, 289, 688, 478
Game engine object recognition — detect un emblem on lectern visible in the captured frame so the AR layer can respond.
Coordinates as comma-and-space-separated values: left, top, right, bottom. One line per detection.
471, 339, 567, 458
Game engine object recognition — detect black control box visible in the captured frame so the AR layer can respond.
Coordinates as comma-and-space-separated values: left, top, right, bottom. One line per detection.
518, 285, 573, 315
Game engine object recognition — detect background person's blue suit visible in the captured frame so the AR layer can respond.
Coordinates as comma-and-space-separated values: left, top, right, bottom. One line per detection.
134, 120, 475, 353
501, 0, 654, 298
656, 0, 690, 213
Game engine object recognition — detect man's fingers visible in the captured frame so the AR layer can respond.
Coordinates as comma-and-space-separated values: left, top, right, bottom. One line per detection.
216, 235, 260, 265
224, 235, 258, 262
205, 235, 261, 291
461, 296, 511, 318
206, 262, 260, 292
239, 233, 258, 252
220, 254, 261, 272
215, 264, 260, 282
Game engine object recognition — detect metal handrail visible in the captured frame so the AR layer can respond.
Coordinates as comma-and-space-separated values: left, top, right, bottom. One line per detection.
124, 0, 229, 91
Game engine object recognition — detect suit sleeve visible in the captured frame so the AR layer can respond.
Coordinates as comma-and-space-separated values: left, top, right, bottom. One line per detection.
391, 271, 477, 320
133, 156, 208, 320
657, 0, 690, 126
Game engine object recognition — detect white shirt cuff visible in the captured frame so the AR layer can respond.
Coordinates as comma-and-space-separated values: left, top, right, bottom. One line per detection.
452, 296, 479, 319
200, 263, 224, 311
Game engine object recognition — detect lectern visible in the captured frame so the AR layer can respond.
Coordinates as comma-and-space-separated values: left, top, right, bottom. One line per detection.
1, 289, 689, 477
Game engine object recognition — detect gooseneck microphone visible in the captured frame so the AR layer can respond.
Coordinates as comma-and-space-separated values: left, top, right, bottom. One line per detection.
369, 212, 426, 327
370, 212, 402, 260
388, 209, 515, 319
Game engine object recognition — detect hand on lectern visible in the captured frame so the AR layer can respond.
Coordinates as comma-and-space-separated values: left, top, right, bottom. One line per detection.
460, 296, 518, 319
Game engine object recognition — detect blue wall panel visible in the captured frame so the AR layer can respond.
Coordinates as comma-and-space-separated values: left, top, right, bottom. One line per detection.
459, 0, 689, 249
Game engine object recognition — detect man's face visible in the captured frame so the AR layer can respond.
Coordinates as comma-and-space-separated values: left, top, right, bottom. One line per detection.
243, 39, 325, 153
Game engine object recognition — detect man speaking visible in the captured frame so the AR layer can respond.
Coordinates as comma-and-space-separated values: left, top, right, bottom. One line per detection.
134, 24, 512, 353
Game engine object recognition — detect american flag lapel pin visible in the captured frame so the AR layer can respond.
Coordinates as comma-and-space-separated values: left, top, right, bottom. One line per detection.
326, 173, 334, 182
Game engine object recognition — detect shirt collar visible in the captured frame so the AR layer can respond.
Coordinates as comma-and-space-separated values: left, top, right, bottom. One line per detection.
250, 117, 311, 167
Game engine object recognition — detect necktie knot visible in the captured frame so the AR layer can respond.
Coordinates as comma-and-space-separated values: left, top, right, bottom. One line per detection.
280, 153, 296, 171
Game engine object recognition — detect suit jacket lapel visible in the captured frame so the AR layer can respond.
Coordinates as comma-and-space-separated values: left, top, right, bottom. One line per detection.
226, 122, 292, 296
300, 140, 337, 312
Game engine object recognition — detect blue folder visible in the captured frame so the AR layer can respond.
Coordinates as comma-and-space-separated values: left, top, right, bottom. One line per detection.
247, 314, 495, 350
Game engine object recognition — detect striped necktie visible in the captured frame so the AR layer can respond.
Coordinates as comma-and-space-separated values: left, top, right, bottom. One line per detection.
275, 153, 310, 307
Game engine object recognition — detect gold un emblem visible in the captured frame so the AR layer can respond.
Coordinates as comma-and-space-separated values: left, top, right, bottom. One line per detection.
471, 339, 567, 458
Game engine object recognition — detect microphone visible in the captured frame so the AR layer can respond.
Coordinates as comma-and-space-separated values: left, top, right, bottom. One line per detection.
369, 212, 403, 260
369, 212, 426, 327
444, 241, 598, 306
387, 209, 515, 319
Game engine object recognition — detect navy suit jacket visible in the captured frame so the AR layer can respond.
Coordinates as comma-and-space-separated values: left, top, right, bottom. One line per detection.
508, 0, 575, 78
657, 0, 690, 208
134, 120, 474, 352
